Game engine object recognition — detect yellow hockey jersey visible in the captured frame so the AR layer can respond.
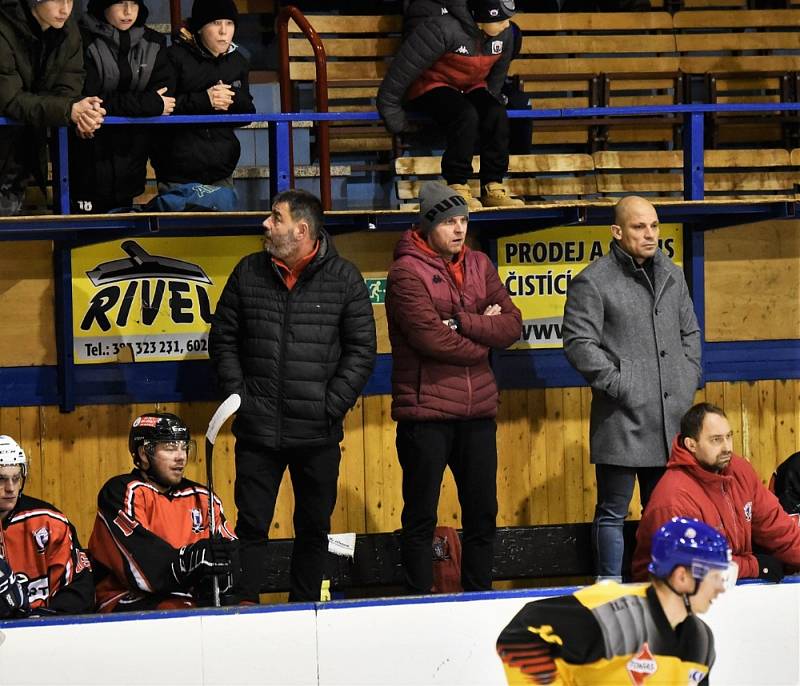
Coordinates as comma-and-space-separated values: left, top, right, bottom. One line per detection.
496, 582, 714, 686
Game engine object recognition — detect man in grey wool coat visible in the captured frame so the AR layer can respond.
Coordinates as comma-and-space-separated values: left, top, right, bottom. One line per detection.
562, 195, 701, 580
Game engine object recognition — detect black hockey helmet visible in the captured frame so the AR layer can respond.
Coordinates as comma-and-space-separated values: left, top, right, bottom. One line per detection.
129, 412, 191, 463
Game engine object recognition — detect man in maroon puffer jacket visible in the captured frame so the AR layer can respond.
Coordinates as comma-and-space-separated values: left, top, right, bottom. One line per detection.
386, 180, 522, 594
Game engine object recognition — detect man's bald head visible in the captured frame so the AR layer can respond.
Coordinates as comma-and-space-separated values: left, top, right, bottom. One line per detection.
611, 195, 660, 265
614, 195, 656, 227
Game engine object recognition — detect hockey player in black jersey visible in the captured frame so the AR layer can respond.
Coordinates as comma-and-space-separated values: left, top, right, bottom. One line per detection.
497, 517, 736, 686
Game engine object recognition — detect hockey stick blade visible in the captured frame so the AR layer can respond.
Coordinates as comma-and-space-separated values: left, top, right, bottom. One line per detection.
206, 393, 241, 446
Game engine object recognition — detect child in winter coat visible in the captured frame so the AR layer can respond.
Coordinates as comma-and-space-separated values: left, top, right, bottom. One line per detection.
378, 0, 524, 210
150, 0, 254, 199
69, 0, 174, 213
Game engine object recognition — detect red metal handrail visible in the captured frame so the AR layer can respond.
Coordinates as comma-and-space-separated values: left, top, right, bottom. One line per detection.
169, 0, 181, 34
276, 6, 332, 210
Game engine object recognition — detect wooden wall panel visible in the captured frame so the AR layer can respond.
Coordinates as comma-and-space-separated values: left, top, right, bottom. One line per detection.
705, 219, 800, 342
0, 241, 55, 366
1, 381, 798, 546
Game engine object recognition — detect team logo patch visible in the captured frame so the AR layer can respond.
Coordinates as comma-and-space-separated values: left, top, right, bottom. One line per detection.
76, 550, 91, 574
491, 40, 503, 55
32, 527, 49, 553
489, 8, 499, 15
191, 508, 204, 533
627, 643, 657, 685
743, 501, 753, 521
133, 415, 159, 428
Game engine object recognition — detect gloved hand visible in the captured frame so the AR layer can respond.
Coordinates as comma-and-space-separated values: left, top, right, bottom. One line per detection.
194, 537, 241, 602
172, 539, 232, 588
0, 557, 29, 618
755, 553, 785, 583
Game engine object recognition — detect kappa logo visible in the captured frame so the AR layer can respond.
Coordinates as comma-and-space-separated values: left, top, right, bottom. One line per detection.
191, 508, 204, 533
441, 6, 448, 12
491, 40, 503, 55
454, 45, 469, 55
32, 527, 49, 553
626, 643, 658, 686
743, 501, 753, 521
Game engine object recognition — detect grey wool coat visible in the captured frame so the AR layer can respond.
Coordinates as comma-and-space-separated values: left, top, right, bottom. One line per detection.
562, 241, 702, 467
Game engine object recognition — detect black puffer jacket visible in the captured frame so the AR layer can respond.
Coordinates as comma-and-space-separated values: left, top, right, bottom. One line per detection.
209, 232, 377, 449
377, 0, 514, 134
69, 6, 171, 212
150, 29, 254, 185
0, 0, 84, 188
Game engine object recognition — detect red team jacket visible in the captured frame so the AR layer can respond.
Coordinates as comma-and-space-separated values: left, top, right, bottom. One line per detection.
0, 494, 94, 614
633, 437, 800, 579
88, 470, 235, 612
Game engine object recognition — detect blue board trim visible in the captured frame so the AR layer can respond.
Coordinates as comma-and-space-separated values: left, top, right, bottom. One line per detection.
0, 340, 797, 407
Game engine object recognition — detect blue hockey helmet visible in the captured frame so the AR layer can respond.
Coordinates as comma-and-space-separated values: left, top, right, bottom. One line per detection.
648, 517, 733, 582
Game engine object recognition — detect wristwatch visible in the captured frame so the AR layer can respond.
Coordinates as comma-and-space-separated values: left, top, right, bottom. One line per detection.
446, 317, 460, 332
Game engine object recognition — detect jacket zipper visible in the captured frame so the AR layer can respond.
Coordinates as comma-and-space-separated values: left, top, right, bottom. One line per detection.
274, 270, 293, 448
442, 258, 473, 413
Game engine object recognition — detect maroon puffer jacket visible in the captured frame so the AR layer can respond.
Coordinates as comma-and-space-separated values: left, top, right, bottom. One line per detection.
386, 229, 522, 421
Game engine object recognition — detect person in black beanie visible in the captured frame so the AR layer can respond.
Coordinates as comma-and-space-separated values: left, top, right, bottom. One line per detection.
378, 0, 524, 210
69, 0, 174, 213
150, 0, 255, 198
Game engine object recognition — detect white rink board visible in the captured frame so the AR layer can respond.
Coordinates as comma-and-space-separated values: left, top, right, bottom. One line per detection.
0, 584, 798, 686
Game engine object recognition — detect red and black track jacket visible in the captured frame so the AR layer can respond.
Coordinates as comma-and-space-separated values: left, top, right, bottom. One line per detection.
88, 470, 235, 612
0, 494, 94, 614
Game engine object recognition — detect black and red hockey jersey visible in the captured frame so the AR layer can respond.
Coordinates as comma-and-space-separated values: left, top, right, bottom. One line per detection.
88, 470, 235, 612
0, 494, 94, 614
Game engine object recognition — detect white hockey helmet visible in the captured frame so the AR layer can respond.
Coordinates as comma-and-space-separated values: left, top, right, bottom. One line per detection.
0, 435, 27, 479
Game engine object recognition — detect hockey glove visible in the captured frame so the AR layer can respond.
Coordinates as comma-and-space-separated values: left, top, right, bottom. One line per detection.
0, 558, 29, 618
172, 540, 232, 588
755, 553, 785, 583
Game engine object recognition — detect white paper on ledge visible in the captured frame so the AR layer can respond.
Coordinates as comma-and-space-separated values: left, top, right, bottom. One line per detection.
327, 533, 356, 559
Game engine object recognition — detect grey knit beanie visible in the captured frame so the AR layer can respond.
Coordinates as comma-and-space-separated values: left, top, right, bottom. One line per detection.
418, 181, 469, 235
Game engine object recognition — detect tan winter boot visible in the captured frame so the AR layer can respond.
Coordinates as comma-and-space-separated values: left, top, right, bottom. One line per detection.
481, 182, 525, 208
447, 183, 483, 211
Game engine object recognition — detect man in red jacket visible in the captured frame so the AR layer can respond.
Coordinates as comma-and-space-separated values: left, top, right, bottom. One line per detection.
386, 180, 522, 594
633, 402, 800, 581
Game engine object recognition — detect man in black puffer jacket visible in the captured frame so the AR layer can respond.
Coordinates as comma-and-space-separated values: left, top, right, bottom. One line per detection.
378, 0, 523, 210
209, 189, 377, 603
150, 0, 254, 194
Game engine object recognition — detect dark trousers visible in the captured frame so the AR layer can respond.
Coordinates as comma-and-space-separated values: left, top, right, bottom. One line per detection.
406, 87, 510, 186
233, 441, 341, 602
396, 418, 498, 593
592, 464, 665, 579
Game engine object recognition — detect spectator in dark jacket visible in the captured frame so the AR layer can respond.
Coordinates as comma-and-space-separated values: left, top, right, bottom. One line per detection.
150, 0, 254, 198
69, 0, 174, 213
0, 0, 104, 215
209, 189, 376, 603
772, 451, 800, 517
386, 180, 522, 594
378, 0, 524, 211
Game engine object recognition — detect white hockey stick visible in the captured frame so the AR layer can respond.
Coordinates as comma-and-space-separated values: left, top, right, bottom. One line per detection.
205, 393, 241, 606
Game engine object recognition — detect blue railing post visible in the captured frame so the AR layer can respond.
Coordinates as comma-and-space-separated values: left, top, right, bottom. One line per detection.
268, 120, 292, 199
53, 126, 70, 215
53, 241, 75, 412
683, 112, 705, 201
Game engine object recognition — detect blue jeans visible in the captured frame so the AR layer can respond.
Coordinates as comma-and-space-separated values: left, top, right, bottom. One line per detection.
592, 464, 665, 579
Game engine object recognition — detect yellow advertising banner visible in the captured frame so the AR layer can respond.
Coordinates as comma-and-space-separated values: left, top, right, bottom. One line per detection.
497, 225, 684, 349
71, 236, 263, 364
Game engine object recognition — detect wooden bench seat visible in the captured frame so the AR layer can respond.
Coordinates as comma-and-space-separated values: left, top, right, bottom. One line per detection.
674, 10, 800, 146
287, 15, 402, 157
593, 148, 800, 199
394, 153, 598, 207
511, 12, 681, 150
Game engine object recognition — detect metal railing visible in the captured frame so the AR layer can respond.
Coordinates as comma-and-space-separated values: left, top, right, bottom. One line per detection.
3, 103, 800, 215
